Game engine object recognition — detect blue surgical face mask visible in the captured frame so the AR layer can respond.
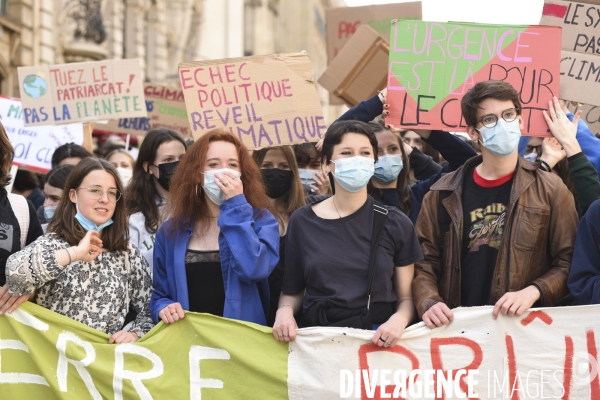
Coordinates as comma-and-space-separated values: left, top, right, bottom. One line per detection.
331, 156, 374, 192
202, 168, 242, 205
373, 154, 403, 184
44, 206, 57, 221
74, 195, 114, 232
524, 152, 538, 163
298, 168, 317, 192
477, 118, 521, 158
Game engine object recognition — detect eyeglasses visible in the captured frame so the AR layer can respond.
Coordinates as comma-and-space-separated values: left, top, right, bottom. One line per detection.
477, 108, 519, 129
77, 186, 121, 202
525, 145, 542, 155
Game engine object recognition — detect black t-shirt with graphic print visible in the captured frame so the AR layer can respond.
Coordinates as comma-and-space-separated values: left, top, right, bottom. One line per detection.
0, 187, 43, 286
460, 166, 513, 307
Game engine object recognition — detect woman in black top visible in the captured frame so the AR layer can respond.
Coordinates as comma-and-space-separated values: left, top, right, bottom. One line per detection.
252, 146, 306, 326
273, 120, 423, 348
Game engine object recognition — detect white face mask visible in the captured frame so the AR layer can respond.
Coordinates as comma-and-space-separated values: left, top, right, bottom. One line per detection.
201, 168, 242, 205
331, 156, 375, 192
116, 167, 133, 187
477, 118, 522, 157
524, 152, 538, 163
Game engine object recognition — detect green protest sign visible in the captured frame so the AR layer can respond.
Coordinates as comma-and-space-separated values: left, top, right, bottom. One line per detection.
386, 21, 562, 136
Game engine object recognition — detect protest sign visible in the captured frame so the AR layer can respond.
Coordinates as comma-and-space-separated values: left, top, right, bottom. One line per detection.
18, 59, 147, 127
569, 102, 600, 133
540, 0, 600, 106
386, 21, 562, 136
325, 2, 422, 63
3, 302, 600, 399
319, 24, 389, 107
560, 50, 600, 105
98, 83, 190, 138
540, 0, 600, 54
179, 52, 326, 149
0, 97, 83, 172
325, 2, 422, 105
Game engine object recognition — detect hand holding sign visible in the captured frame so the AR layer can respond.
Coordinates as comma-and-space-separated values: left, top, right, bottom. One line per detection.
543, 96, 584, 157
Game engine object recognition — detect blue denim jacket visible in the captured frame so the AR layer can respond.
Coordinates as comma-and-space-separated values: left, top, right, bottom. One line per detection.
150, 194, 280, 325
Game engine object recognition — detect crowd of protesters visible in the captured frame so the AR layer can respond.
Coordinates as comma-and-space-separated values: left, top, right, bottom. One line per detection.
0, 80, 599, 350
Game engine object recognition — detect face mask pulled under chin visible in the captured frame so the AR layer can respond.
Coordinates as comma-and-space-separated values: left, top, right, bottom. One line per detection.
74, 194, 114, 232
477, 118, 522, 158
201, 168, 242, 205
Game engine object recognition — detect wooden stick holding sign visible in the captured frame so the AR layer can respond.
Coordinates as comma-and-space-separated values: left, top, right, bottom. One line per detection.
82, 123, 94, 154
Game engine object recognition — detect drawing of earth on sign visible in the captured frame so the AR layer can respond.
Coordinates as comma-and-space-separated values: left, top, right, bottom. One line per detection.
22, 75, 48, 99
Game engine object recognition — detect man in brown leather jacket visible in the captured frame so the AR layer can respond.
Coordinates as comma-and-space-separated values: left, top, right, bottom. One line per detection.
412, 80, 578, 329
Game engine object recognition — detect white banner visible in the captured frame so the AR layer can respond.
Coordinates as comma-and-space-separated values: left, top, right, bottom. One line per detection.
290, 306, 600, 399
1, 97, 84, 172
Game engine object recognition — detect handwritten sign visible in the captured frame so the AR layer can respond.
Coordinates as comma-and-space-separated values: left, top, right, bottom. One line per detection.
179, 53, 326, 149
541, 0, 600, 106
386, 21, 562, 136
17, 59, 147, 126
98, 83, 190, 138
325, 2, 422, 105
325, 2, 422, 63
569, 102, 600, 133
0, 97, 83, 172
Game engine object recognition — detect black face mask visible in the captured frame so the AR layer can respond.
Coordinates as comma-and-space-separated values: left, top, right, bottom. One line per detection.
153, 161, 180, 191
261, 168, 294, 199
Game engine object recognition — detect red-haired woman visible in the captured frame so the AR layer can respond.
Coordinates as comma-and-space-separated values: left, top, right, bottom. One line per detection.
150, 129, 280, 325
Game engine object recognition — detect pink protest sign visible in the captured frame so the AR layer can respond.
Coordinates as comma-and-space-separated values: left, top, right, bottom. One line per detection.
386, 21, 562, 136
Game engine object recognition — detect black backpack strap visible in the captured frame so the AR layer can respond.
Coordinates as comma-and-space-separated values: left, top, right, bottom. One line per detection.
437, 191, 452, 268
366, 201, 388, 309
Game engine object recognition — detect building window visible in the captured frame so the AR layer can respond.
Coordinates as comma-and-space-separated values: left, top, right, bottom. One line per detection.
0, 0, 8, 16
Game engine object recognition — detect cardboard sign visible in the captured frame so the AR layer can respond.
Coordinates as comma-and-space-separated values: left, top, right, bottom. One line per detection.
98, 83, 190, 138
0, 97, 83, 172
18, 59, 147, 126
540, 0, 600, 106
560, 50, 600, 105
325, 2, 422, 105
319, 24, 389, 107
569, 102, 600, 133
179, 53, 326, 149
386, 21, 562, 136
540, 0, 600, 54
325, 2, 422, 63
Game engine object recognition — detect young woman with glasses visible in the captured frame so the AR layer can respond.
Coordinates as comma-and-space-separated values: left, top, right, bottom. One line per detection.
2, 158, 154, 344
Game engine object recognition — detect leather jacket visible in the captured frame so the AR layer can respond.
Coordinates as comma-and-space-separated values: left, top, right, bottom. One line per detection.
412, 155, 578, 317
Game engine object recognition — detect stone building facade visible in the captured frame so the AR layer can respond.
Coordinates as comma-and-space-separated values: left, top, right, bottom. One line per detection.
0, 0, 345, 119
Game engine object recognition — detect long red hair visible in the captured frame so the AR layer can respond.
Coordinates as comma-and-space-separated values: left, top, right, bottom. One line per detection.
165, 129, 272, 236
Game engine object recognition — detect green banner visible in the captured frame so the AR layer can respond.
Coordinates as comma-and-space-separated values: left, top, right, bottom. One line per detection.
0, 301, 287, 399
